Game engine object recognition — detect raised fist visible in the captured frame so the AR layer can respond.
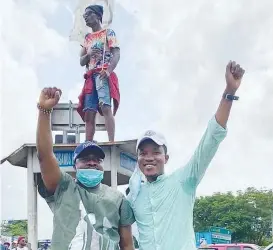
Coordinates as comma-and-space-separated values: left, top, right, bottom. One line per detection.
38, 87, 62, 110
225, 61, 245, 93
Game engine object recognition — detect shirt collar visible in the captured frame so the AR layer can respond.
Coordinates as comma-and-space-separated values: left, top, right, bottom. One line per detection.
146, 174, 166, 184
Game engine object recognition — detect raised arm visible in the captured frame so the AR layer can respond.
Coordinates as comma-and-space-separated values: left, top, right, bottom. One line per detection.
176, 61, 245, 190
215, 61, 245, 128
36, 87, 62, 193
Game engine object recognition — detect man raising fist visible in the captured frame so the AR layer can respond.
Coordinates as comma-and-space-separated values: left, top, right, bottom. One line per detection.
127, 61, 245, 250
36, 87, 135, 250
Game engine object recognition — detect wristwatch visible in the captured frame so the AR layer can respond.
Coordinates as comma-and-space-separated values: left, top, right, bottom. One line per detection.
223, 93, 239, 101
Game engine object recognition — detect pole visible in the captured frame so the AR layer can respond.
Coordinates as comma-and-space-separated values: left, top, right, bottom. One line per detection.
75, 125, 80, 143
27, 148, 38, 250
63, 131, 68, 144
110, 146, 117, 189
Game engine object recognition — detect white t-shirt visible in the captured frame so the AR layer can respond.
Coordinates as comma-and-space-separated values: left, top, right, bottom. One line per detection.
13, 247, 28, 250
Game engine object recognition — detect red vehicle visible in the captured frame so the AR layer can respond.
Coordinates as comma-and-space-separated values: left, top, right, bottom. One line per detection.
201, 243, 262, 250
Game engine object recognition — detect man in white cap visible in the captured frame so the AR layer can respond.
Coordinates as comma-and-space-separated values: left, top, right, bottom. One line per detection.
128, 61, 245, 250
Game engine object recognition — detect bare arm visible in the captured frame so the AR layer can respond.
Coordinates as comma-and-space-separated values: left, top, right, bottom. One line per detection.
119, 225, 135, 250
215, 92, 233, 128
36, 88, 62, 193
215, 61, 244, 128
107, 47, 120, 73
173, 61, 245, 189
80, 46, 90, 67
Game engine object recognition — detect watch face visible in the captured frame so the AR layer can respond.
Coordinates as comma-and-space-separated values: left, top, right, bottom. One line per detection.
225, 94, 239, 100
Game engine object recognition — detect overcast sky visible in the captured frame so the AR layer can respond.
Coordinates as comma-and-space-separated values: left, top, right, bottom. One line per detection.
1, 0, 273, 239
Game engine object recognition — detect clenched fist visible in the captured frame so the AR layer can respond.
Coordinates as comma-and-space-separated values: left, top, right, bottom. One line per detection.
39, 87, 62, 110
225, 61, 245, 93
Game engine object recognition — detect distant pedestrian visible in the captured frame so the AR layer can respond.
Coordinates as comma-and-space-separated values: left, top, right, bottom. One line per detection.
12, 237, 28, 249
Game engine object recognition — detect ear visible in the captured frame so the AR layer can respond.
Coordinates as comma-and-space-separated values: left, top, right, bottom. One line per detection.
165, 154, 169, 164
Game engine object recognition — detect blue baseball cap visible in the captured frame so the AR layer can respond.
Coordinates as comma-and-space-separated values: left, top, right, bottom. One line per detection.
73, 141, 105, 163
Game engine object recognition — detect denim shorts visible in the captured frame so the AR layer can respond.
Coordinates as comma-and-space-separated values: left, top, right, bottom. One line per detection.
83, 73, 111, 112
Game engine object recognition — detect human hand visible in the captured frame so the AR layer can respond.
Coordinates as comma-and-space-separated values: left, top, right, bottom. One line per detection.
87, 47, 102, 58
38, 87, 62, 110
225, 61, 245, 93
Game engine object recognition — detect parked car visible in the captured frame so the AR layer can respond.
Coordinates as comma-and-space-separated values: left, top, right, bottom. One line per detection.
198, 248, 219, 250
205, 243, 262, 250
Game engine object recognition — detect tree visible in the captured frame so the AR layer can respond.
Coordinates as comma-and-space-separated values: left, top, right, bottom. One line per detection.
193, 188, 273, 245
0, 220, 27, 237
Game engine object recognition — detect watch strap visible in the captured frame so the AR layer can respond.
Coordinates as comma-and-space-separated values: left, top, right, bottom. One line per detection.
223, 93, 239, 101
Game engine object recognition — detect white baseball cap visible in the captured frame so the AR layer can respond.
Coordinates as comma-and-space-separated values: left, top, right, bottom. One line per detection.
136, 130, 168, 151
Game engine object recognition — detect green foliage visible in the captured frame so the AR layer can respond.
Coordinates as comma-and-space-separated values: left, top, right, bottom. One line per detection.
193, 187, 273, 245
1, 220, 27, 237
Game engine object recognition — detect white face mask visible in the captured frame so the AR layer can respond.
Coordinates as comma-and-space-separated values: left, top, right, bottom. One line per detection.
127, 164, 143, 206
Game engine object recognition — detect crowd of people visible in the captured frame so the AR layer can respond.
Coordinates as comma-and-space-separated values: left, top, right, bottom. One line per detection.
34, 3, 246, 250
36, 5, 244, 250
2, 2, 246, 250
0, 237, 50, 250
1, 236, 29, 250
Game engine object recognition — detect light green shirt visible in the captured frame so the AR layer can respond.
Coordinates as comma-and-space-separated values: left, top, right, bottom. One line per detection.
130, 116, 227, 250
38, 172, 135, 250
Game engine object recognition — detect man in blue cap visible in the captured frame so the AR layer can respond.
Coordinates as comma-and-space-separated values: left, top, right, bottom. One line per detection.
37, 87, 135, 250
